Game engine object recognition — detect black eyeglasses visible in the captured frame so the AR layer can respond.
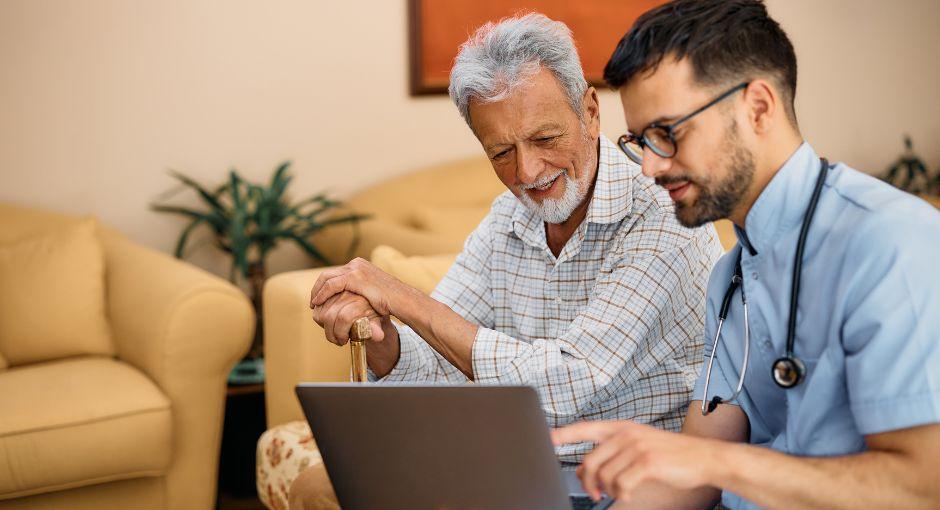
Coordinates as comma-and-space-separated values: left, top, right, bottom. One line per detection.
618, 82, 749, 164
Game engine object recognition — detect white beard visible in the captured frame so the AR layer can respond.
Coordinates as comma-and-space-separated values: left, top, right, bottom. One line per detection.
518, 170, 589, 224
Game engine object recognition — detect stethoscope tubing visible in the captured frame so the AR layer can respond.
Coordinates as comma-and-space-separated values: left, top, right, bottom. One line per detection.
701, 157, 830, 414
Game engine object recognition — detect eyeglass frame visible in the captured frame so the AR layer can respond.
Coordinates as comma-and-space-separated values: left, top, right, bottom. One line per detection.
617, 81, 750, 164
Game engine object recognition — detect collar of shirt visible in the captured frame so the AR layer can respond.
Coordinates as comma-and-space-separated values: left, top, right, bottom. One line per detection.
508, 135, 635, 249
734, 142, 823, 255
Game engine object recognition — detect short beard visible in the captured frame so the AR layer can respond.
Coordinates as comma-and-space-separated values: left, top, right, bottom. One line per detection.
518, 170, 588, 224
517, 126, 595, 224
669, 121, 755, 228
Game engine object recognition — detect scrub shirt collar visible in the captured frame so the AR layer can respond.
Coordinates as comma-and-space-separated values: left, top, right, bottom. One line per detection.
734, 142, 822, 256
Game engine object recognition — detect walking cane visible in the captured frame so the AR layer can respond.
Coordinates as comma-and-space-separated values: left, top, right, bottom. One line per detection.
350, 317, 370, 382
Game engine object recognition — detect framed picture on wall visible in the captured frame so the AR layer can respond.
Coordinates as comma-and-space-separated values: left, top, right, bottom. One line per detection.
408, 0, 668, 96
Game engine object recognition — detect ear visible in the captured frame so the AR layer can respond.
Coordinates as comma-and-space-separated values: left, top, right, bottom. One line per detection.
581, 86, 601, 137
742, 79, 778, 135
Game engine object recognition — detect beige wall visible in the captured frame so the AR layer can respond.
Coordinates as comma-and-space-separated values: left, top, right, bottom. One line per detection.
1, 0, 938, 278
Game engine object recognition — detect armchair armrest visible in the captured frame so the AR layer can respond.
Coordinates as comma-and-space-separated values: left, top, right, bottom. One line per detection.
263, 267, 351, 428
101, 228, 254, 510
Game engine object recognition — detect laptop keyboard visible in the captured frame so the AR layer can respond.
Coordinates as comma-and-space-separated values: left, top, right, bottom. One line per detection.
570, 496, 596, 510
570, 495, 615, 510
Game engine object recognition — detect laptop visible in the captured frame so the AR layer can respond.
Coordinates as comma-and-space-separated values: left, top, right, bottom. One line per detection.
295, 384, 614, 510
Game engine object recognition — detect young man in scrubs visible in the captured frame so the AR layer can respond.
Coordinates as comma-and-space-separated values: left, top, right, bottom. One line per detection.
554, 0, 940, 508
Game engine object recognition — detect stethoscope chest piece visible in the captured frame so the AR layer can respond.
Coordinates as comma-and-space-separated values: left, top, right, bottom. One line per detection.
772, 356, 805, 388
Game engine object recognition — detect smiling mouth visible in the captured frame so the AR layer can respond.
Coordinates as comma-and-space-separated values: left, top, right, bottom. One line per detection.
525, 171, 564, 194
532, 175, 559, 191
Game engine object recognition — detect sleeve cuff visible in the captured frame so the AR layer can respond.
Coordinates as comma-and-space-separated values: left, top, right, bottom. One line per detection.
692, 354, 735, 406
471, 327, 529, 383
378, 324, 427, 382
851, 392, 940, 435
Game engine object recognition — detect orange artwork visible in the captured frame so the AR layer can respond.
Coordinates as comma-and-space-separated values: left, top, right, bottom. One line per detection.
409, 0, 668, 95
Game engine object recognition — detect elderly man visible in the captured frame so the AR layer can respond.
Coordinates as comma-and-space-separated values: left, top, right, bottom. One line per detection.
289, 13, 722, 509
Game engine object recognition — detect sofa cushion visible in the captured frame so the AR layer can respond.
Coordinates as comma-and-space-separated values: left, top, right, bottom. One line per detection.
0, 357, 172, 499
0, 219, 113, 366
370, 246, 457, 295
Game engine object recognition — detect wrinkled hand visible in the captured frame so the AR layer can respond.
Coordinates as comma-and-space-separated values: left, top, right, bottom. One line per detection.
309, 258, 404, 317
311, 290, 391, 346
552, 420, 715, 503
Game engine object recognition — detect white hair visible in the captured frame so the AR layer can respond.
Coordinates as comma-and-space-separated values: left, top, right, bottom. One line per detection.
448, 13, 589, 127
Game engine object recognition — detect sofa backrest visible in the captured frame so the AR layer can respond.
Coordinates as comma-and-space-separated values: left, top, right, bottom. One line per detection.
349, 157, 503, 224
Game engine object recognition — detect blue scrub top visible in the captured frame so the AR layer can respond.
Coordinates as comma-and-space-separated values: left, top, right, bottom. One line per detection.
692, 143, 940, 509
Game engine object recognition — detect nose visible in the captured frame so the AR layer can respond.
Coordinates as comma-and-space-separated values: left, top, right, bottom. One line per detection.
640, 147, 672, 179
516, 146, 542, 185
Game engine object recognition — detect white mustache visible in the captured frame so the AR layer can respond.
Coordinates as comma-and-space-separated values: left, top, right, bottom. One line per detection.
521, 170, 565, 190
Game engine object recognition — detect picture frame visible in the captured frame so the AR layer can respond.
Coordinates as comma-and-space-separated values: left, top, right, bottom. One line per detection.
408, 0, 668, 96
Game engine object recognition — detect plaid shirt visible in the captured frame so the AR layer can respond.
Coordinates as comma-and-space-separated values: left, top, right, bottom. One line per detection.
382, 135, 723, 462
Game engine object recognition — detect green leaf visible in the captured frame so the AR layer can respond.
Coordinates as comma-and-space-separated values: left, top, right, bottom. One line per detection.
270, 161, 292, 198
288, 193, 334, 213
174, 217, 206, 258
346, 212, 362, 260
229, 170, 244, 209
150, 204, 212, 221
151, 204, 229, 235
167, 170, 227, 213
282, 232, 331, 265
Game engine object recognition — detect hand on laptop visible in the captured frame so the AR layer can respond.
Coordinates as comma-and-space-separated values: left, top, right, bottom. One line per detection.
552, 420, 715, 504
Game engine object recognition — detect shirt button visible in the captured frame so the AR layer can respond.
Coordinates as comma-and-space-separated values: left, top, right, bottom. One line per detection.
555, 296, 563, 304
763, 339, 772, 350
751, 272, 759, 280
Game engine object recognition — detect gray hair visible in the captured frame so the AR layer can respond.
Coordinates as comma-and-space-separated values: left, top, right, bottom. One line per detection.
448, 13, 589, 127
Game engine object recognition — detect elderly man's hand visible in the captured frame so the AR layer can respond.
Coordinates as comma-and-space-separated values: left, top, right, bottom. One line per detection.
310, 290, 385, 346
552, 420, 717, 503
310, 258, 413, 317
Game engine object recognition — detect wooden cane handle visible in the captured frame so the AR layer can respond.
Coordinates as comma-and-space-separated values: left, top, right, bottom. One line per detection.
349, 317, 370, 382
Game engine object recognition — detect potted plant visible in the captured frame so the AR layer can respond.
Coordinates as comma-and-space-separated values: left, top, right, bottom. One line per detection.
151, 161, 366, 379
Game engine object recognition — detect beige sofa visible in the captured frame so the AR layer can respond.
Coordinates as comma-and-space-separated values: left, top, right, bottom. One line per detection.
0, 204, 255, 510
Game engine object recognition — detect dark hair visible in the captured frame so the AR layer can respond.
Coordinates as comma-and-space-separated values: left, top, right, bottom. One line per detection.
604, 0, 798, 122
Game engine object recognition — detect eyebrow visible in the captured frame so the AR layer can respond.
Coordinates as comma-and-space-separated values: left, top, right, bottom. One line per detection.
484, 123, 565, 152
630, 114, 680, 135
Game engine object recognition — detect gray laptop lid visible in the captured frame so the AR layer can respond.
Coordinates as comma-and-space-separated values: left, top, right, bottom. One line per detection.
295, 384, 572, 510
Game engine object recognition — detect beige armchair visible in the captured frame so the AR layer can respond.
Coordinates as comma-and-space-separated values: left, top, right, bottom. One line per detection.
0, 204, 254, 510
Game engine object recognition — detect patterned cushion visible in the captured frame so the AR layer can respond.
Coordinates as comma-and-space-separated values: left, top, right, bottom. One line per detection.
256, 420, 320, 510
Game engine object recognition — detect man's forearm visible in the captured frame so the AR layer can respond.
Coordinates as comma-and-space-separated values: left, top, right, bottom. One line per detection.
713, 441, 935, 509
389, 285, 478, 379
613, 483, 719, 510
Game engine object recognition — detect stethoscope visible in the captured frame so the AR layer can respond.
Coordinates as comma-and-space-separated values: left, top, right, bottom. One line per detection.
701, 157, 830, 416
